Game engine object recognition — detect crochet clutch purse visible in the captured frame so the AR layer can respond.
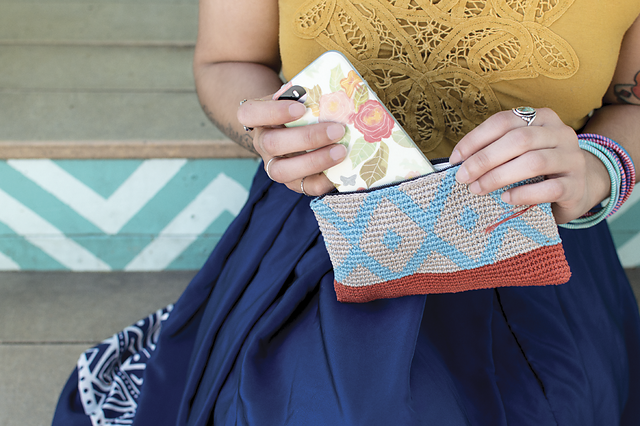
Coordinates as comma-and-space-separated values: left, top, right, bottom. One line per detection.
309, 163, 571, 303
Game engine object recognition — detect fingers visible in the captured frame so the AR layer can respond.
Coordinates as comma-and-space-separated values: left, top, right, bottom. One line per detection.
238, 95, 348, 195
288, 173, 335, 197
237, 98, 306, 129
239, 94, 346, 159
467, 149, 567, 196
264, 143, 347, 189
238, 97, 347, 156
258, 122, 346, 158
451, 108, 559, 164
501, 179, 567, 207
451, 108, 579, 194
462, 128, 574, 194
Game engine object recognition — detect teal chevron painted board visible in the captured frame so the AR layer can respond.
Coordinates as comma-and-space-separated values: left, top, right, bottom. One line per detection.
0, 159, 259, 271
0, 158, 637, 270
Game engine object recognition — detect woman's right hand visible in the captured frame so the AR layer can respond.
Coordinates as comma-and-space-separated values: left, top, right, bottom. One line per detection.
237, 98, 347, 196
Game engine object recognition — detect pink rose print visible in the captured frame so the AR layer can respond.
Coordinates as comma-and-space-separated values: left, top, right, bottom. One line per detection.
353, 100, 394, 143
319, 91, 355, 125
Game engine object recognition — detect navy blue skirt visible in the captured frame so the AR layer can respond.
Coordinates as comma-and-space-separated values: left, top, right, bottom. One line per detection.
54, 166, 640, 426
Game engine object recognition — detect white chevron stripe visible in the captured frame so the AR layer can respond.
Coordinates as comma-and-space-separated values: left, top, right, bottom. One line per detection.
0, 189, 111, 271
125, 173, 248, 271
0, 251, 20, 271
7, 159, 187, 235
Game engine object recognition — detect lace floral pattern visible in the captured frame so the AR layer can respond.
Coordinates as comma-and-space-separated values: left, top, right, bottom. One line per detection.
292, 0, 578, 155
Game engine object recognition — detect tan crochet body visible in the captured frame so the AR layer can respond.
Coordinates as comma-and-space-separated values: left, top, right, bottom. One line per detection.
279, 0, 640, 158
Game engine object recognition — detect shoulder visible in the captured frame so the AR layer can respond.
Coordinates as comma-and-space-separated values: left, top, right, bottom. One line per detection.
194, 0, 280, 71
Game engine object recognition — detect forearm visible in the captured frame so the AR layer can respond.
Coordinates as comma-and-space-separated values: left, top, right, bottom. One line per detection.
194, 62, 283, 154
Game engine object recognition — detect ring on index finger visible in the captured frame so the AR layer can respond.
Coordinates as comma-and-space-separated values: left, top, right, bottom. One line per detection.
512, 106, 537, 126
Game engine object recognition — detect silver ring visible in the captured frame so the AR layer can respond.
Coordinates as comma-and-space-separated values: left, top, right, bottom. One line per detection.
265, 157, 277, 181
300, 177, 309, 196
512, 106, 536, 126
239, 100, 253, 131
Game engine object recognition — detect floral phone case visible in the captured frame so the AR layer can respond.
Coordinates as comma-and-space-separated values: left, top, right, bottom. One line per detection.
274, 50, 434, 192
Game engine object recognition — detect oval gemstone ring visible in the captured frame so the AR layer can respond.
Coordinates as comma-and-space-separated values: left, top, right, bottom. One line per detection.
512, 106, 537, 126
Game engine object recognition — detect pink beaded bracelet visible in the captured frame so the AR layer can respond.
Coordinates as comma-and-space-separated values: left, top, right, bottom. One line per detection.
579, 133, 635, 217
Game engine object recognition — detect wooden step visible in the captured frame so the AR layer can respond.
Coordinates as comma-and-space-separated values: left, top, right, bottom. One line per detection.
0, 91, 223, 140
0, 45, 195, 91
0, 3, 198, 44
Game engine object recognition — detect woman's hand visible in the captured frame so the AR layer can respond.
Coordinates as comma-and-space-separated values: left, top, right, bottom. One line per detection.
448, 108, 611, 224
237, 98, 347, 196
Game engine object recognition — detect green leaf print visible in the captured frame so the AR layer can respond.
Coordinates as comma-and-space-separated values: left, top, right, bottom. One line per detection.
303, 60, 324, 79
329, 65, 345, 93
305, 85, 322, 117
353, 85, 369, 112
338, 126, 351, 148
360, 141, 390, 188
349, 137, 376, 168
391, 131, 415, 148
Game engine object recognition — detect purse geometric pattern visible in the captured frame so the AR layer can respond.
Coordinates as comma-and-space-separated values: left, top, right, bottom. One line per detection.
310, 165, 571, 303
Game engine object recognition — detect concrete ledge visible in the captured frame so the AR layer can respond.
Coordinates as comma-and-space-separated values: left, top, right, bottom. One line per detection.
0, 140, 258, 159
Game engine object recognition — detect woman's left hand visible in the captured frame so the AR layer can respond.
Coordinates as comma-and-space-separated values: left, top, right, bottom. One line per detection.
448, 108, 611, 224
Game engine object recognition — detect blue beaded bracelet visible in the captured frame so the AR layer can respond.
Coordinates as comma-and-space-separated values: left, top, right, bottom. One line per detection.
560, 139, 622, 229
580, 133, 636, 215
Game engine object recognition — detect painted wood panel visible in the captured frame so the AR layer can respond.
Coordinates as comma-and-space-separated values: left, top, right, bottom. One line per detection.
0, 158, 260, 271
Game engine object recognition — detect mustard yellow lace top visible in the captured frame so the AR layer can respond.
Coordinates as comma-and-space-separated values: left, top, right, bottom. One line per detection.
279, 0, 640, 158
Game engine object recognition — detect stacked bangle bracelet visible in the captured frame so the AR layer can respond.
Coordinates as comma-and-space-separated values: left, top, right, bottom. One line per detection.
560, 133, 636, 229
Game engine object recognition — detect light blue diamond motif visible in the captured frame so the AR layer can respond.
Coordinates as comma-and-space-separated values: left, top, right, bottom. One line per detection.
383, 229, 402, 252
459, 206, 479, 233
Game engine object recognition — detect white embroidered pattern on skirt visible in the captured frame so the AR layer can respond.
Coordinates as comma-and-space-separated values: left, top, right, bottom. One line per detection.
76, 305, 173, 426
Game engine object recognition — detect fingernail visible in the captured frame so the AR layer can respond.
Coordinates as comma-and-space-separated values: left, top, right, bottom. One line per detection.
456, 166, 469, 183
330, 144, 347, 161
449, 149, 462, 164
469, 181, 481, 194
501, 192, 512, 204
289, 102, 306, 117
326, 124, 346, 141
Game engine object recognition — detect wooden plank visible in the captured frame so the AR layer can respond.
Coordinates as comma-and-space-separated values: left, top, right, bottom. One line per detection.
0, 91, 225, 140
0, 0, 197, 3
0, 271, 194, 341
0, 3, 198, 43
0, 140, 258, 159
0, 45, 195, 91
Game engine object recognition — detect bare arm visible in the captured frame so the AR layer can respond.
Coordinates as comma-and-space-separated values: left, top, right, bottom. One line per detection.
193, 0, 283, 154
193, 0, 346, 195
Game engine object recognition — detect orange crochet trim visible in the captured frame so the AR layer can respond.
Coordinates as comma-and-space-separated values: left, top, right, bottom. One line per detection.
334, 243, 571, 303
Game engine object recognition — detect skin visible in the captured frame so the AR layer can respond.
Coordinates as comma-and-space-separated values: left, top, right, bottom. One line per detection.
194, 0, 640, 224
